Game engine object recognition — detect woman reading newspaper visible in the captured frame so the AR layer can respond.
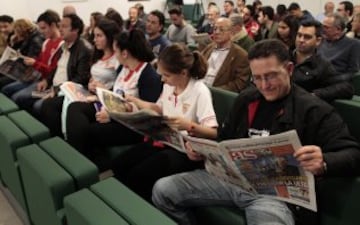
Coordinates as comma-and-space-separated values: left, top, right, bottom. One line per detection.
110, 43, 218, 202
65, 28, 162, 160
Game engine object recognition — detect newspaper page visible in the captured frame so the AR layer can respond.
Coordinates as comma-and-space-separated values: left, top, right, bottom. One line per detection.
184, 130, 317, 211
0, 46, 40, 82
96, 87, 185, 152
60, 81, 94, 102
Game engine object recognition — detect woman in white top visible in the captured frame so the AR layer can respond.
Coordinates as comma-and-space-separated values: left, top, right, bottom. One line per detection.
112, 43, 218, 202
66, 29, 162, 156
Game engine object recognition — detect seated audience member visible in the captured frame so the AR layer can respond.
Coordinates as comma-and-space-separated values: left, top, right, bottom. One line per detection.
346, 12, 360, 39
145, 10, 170, 58
201, 17, 250, 92
39, 14, 93, 133
288, 2, 315, 24
318, 14, 360, 84
66, 29, 162, 156
234, 0, 246, 14
152, 39, 360, 225
63, 5, 77, 16
196, 2, 217, 31
125, 6, 145, 32
337, 1, 354, 32
0, 18, 44, 88
255, 6, 278, 41
292, 20, 353, 102
229, 13, 254, 52
276, 15, 299, 52
222, 0, 235, 18
242, 5, 259, 39
165, 7, 196, 45
274, 4, 288, 22
134, 3, 147, 22
111, 43, 218, 202
0, 15, 14, 45
83, 11, 103, 45
1, 10, 63, 111
197, 5, 220, 34
316, 1, 335, 22
104, 8, 124, 32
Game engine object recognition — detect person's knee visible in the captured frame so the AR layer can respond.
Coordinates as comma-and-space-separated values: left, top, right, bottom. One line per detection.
152, 176, 177, 206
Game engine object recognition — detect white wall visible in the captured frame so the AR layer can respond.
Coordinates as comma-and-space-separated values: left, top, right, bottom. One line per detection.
1, 0, 360, 26
0, 0, 166, 26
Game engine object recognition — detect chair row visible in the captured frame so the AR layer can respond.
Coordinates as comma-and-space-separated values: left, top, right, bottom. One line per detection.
0, 103, 175, 225
1, 87, 360, 225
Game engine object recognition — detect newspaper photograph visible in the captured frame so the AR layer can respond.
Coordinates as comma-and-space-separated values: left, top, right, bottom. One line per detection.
184, 130, 317, 211
96, 87, 185, 152
60, 81, 94, 102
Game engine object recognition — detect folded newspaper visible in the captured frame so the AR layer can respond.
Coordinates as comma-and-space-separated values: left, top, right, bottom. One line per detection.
60, 81, 94, 102
96, 87, 185, 152
184, 130, 317, 211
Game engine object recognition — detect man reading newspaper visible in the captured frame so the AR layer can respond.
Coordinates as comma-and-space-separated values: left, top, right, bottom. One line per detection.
152, 39, 360, 225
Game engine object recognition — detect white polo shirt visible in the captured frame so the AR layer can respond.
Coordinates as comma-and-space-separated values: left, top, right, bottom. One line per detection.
157, 78, 218, 128
113, 62, 147, 97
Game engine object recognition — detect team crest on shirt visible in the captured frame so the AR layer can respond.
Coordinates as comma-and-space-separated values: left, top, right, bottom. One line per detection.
182, 103, 190, 114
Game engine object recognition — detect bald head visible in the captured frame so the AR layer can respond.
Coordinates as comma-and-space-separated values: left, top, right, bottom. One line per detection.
63, 5, 77, 16
213, 18, 233, 47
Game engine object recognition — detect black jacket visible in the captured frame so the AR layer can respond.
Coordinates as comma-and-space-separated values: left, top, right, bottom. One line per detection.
47, 38, 93, 87
291, 52, 354, 102
218, 84, 360, 224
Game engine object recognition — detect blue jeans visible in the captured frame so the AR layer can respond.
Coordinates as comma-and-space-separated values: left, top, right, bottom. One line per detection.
152, 169, 294, 225
1, 81, 30, 97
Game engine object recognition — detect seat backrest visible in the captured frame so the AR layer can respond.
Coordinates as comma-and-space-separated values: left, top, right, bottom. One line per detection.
352, 72, 360, 96
209, 87, 238, 125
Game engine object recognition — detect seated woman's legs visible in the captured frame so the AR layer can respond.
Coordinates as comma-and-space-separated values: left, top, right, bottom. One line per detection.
66, 102, 143, 154
113, 145, 202, 202
11, 82, 38, 112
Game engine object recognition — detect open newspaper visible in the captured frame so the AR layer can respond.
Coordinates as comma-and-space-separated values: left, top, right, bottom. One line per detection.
0, 46, 40, 82
96, 87, 185, 152
184, 130, 317, 211
191, 33, 212, 45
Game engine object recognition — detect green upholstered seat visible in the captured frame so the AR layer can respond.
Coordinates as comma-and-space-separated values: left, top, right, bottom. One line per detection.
17, 144, 75, 225
39, 137, 99, 189
0, 115, 30, 209
333, 99, 360, 142
209, 87, 238, 125
90, 177, 176, 225
352, 72, 360, 96
7, 110, 50, 143
17, 138, 99, 225
64, 189, 129, 225
319, 177, 360, 225
0, 93, 18, 115
195, 207, 247, 225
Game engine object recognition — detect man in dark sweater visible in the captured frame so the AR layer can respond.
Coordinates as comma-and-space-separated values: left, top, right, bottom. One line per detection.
318, 13, 360, 84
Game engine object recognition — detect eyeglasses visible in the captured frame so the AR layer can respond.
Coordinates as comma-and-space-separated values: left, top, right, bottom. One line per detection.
252, 73, 279, 84
213, 26, 231, 33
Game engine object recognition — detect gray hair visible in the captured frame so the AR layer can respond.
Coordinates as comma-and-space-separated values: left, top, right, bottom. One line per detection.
229, 13, 244, 26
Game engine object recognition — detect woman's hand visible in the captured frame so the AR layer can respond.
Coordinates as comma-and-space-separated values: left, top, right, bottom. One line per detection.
165, 116, 192, 131
95, 107, 110, 123
23, 56, 36, 66
88, 78, 106, 93
185, 142, 204, 161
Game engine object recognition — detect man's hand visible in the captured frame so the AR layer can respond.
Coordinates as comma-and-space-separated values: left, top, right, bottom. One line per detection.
294, 145, 325, 176
165, 117, 192, 131
23, 56, 36, 66
37, 79, 48, 91
185, 142, 204, 161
